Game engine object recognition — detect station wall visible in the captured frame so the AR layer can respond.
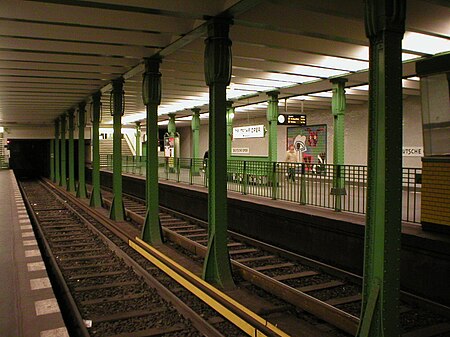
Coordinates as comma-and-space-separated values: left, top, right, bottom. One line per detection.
176, 95, 424, 168
4, 126, 92, 140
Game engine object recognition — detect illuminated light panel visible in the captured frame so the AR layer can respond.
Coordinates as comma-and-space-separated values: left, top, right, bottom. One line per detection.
309, 91, 333, 98
289, 65, 347, 78
230, 83, 276, 92
200, 113, 209, 119
122, 112, 146, 124
351, 85, 369, 91
176, 116, 193, 121
403, 32, 450, 55
407, 76, 420, 81
290, 95, 313, 101
316, 56, 368, 71
265, 73, 318, 83
242, 78, 291, 88
402, 53, 420, 61
227, 88, 252, 99
158, 120, 169, 125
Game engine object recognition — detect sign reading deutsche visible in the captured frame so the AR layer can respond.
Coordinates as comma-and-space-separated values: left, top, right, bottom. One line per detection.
233, 125, 265, 139
278, 114, 307, 125
402, 147, 423, 157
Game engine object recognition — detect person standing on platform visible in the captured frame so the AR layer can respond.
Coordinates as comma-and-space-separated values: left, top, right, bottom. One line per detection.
285, 144, 298, 182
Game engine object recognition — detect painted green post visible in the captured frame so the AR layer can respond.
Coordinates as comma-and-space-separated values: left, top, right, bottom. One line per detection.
331, 78, 347, 212
168, 113, 176, 136
77, 102, 87, 198
191, 108, 201, 176
202, 17, 235, 290
50, 138, 55, 181
357, 1, 406, 337
226, 102, 234, 160
135, 121, 141, 156
141, 57, 163, 245
67, 109, 76, 192
109, 78, 125, 221
60, 114, 67, 188
267, 91, 279, 163
267, 91, 279, 199
54, 119, 60, 184
90, 92, 103, 207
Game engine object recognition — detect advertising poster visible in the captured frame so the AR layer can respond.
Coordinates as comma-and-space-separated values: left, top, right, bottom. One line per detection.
287, 124, 327, 166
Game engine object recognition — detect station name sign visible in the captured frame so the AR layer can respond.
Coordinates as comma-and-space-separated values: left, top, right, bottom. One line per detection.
402, 147, 424, 157
233, 125, 265, 139
277, 114, 307, 125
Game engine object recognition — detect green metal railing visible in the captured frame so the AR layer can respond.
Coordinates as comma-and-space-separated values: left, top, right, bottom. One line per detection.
105, 154, 422, 223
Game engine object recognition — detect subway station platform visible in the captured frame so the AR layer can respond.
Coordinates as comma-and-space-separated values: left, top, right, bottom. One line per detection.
0, 170, 68, 337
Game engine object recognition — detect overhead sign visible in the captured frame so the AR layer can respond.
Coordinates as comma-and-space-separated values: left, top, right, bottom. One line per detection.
403, 147, 424, 157
233, 125, 265, 139
278, 114, 307, 126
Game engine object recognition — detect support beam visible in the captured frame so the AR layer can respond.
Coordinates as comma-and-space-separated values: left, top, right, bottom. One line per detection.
76, 102, 87, 198
135, 121, 141, 156
191, 108, 201, 175
60, 114, 67, 188
54, 119, 60, 184
357, 1, 406, 337
109, 77, 125, 221
89, 92, 103, 207
202, 17, 235, 290
267, 91, 279, 163
331, 78, 347, 212
67, 109, 76, 192
226, 102, 234, 160
141, 57, 163, 245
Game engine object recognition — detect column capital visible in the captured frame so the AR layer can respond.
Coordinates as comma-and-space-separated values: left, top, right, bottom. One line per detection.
111, 77, 124, 91
204, 17, 233, 86
191, 107, 201, 115
330, 78, 348, 85
92, 91, 102, 103
364, 0, 406, 39
111, 77, 125, 117
267, 90, 280, 99
78, 102, 86, 128
143, 57, 162, 106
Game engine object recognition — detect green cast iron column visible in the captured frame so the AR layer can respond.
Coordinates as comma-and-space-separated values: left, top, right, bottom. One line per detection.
331, 78, 347, 212
191, 108, 201, 175
109, 78, 125, 221
357, 1, 405, 337
141, 57, 163, 244
90, 92, 103, 207
77, 102, 87, 198
54, 119, 60, 184
50, 137, 55, 181
168, 114, 176, 136
60, 114, 67, 188
67, 109, 76, 192
202, 17, 235, 290
226, 102, 234, 160
135, 121, 141, 156
267, 91, 279, 163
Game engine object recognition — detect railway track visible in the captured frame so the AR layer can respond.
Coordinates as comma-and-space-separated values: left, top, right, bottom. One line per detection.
98, 187, 450, 337
20, 180, 256, 337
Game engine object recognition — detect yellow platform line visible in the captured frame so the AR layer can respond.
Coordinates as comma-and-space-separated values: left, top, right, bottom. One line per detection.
130, 238, 291, 337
